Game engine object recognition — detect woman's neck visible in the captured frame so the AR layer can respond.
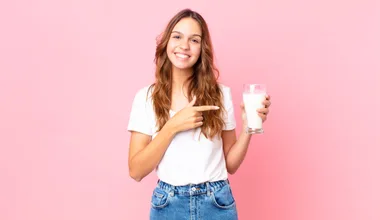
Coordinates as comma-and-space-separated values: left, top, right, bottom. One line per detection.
171, 67, 193, 94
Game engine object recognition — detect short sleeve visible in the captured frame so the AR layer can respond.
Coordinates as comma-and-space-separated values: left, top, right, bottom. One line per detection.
222, 86, 236, 130
127, 87, 154, 136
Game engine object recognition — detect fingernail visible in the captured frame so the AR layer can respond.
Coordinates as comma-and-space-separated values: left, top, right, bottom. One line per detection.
215, 106, 220, 109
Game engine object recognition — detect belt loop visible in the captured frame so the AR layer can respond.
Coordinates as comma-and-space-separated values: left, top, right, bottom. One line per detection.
206, 182, 211, 196
169, 183, 175, 197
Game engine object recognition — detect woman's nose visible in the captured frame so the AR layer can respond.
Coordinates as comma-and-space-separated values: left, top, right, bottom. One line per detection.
179, 40, 190, 50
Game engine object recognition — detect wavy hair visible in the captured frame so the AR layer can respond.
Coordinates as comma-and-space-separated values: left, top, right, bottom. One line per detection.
149, 8, 226, 139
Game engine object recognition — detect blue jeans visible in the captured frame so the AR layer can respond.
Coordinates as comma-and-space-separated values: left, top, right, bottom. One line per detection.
150, 179, 238, 220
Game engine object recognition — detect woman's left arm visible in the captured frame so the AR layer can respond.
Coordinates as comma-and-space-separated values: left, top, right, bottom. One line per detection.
222, 95, 271, 174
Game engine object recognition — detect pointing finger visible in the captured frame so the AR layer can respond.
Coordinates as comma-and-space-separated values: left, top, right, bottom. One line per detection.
194, 106, 220, 111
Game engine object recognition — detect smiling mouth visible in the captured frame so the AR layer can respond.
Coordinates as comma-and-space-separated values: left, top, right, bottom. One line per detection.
175, 53, 190, 59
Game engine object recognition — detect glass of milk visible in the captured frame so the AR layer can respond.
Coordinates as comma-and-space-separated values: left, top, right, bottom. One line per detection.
243, 84, 267, 134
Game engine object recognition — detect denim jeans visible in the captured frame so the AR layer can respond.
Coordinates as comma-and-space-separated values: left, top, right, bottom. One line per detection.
150, 179, 238, 220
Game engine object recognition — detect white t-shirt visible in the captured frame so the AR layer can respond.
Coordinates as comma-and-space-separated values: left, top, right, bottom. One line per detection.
127, 84, 236, 186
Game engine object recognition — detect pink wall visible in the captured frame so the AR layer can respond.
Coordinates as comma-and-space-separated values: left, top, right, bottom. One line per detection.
1, 0, 379, 219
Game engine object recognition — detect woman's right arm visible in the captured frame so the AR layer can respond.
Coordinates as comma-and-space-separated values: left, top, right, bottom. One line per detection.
128, 96, 219, 182
128, 124, 176, 182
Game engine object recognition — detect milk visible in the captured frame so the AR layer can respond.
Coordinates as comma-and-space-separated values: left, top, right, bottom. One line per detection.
243, 93, 266, 130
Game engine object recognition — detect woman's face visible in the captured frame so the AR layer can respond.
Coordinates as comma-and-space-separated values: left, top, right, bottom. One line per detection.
166, 17, 202, 71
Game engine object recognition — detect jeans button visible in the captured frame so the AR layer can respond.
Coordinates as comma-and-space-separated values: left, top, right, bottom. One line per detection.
191, 187, 196, 191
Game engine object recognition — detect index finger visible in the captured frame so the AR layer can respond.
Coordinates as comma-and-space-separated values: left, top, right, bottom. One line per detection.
194, 106, 220, 111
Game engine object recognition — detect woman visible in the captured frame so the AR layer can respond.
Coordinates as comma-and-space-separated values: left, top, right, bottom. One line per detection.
127, 8, 271, 220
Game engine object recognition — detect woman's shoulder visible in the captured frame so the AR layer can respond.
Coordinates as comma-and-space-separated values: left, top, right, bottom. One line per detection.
133, 84, 155, 104
135, 84, 154, 97
217, 83, 232, 94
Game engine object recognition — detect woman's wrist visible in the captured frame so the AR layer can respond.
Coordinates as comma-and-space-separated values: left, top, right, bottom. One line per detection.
162, 120, 178, 136
241, 125, 252, 138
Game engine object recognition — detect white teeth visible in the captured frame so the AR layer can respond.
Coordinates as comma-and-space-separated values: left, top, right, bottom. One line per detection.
175, 53, 190, 58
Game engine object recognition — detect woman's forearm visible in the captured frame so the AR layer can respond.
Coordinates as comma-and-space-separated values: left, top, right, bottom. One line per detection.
225, 128, 252, 174
129, 125, 176, 181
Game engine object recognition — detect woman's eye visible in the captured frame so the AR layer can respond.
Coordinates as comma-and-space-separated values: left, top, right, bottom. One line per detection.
173, 35, 180, 39
192, 39, 200, 43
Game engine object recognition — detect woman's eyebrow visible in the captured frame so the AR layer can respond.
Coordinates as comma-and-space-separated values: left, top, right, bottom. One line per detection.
171, 31, 202, 38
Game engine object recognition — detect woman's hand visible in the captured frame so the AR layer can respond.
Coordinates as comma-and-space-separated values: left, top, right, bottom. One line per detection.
257, 95, 271, 122
165, 96, 220, 134
240, 95, 271, 126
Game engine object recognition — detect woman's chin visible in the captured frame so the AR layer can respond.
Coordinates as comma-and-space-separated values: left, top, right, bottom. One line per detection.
172, 63, 193, 71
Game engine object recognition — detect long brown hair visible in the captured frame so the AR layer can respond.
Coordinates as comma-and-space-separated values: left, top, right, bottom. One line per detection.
150, 8, 226, 139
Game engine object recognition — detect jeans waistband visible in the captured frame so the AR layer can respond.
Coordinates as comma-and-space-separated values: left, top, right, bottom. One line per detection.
156, 179, 229, 196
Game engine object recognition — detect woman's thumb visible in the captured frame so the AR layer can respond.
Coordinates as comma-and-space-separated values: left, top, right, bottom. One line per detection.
187, 95, 197, 107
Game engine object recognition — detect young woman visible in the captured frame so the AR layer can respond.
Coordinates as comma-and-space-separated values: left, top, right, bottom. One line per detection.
127, 8, 271, 220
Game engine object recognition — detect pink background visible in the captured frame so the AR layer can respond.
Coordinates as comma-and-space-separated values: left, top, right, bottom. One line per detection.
1, 0, 379, 219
